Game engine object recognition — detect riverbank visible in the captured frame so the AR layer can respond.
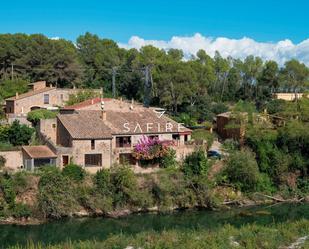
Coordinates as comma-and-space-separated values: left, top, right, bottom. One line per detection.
1, 193, 308, 226
0, 166, 308, 226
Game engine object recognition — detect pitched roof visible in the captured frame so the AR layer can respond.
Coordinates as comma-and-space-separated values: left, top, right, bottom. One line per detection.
6, 87, 55, 101
57, 109, 191, 139
22, 146, 57, 159
58, 111, 113, 139
103, 109, 190, 135
63, 97, 111, 110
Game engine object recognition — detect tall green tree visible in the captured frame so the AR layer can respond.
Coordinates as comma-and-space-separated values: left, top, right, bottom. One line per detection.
280, 59, 309, 92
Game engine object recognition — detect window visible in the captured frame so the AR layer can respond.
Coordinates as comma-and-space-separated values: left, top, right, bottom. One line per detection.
85, 154, 102, 167
62, 155, 69, 166
172, 134, 180, 140
44, 94, 49, 104
184, 134, 189, 142
116, 136, 131, 148
52, 124, 56, 129
91, 139, 95, 150
60, 94, 64, 101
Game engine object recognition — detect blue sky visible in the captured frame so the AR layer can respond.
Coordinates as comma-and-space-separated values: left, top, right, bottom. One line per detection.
1, 0, 309, 43
2, 0, 309, 65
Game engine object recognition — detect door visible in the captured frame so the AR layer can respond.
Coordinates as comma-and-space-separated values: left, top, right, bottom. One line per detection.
62, 155, 69, 166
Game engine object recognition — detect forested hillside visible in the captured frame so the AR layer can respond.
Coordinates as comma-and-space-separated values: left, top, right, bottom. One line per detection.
0, 33, 309, 119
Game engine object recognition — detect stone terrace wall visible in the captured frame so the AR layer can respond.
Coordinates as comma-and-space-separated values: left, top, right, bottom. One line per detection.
0, 150, 23, 171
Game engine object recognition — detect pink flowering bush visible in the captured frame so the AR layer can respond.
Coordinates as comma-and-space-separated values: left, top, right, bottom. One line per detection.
133, 136, 176, 167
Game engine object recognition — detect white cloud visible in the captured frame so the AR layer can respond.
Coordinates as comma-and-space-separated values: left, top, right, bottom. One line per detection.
119, 33, 309, 66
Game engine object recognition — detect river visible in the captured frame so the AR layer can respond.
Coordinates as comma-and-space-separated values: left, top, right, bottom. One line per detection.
0, 203, 308, 248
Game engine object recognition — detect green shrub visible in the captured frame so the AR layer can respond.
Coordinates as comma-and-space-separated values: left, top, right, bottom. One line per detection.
297, 178, 309, 193
27, 109, 58, 126
211, 102, 229, 115
266, 99, 287, 114
160, 148, 177, 168
192, 129, 215, 147
0, 125, 9, 143
256, 173, 276, 193
66, 90, 100, 106
111, 165, 138, 208
0, 155, 6, 168
38, 167, 78, 218
0, 79, 28, 99
222, 139, 239, 152
0, 175, 16, 208
223, 150, 260, 192
94, 169, 113, 196
182, 149, 209, 176
11, 203, 31, 218
7, 120, 34, 146
12, 171, 29, 194
62, 164, 86, 182
0, 142, 14, 151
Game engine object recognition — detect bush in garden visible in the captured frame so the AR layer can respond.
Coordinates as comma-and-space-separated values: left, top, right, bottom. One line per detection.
62, 163, 86, 182
223, 150, 260, 192
160, 148, 177, 168
182, 149, 209, 176
27, 109, 58, 126
7, 120, 34, 146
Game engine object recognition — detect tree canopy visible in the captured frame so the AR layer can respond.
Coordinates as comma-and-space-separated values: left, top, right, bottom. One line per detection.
1, 33, 309, 120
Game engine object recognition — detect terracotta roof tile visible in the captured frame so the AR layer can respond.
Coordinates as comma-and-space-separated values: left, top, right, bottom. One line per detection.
57, 109, 191, 139
58, 111, 113, 139
6, 87, 55, 101
22, 146, 57, 159
64, 98, 112, 110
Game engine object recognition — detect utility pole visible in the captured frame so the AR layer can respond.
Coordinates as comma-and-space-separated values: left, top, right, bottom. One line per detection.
112, 67, 117, 98
143, 65, 151, 107
11, 64, 14, 80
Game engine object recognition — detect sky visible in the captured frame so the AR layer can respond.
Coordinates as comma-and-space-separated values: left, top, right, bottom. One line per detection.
1, 0, 309, 64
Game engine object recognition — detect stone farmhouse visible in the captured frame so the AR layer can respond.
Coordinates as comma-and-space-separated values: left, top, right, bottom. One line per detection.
4, 81, 100, 124
37, 98, 195, 173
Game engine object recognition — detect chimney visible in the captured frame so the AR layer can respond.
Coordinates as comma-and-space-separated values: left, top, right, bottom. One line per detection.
100, 100, 106, 121
130, 99, 134, 110
101, 111, 107, 121
15, 92, 19, 99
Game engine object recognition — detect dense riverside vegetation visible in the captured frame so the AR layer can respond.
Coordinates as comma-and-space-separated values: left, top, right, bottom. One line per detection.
0, 160, 216, 219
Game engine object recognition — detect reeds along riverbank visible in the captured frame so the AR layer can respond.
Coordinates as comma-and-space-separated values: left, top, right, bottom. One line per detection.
6, 219, 309, 249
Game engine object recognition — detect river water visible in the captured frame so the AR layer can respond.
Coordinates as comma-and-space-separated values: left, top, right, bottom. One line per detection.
0, 203, 308, 248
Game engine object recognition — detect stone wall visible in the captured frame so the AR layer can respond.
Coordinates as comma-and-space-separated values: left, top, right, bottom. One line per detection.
273, 93, 304, 101
0, 150, 23, 171
56, 119, 72, 147
39, 118, 57, 144
71, 139, 112, 173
